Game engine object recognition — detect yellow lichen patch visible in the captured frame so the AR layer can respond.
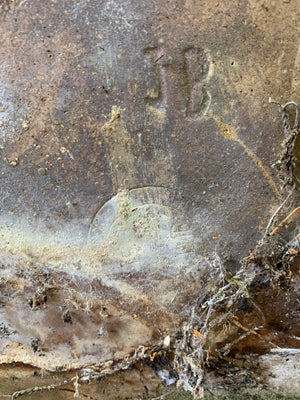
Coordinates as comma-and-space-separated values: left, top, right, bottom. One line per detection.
146, 88, 158, 99
101, 106, 122, 134
210, 110, 281, 199
147, 105, 166, 125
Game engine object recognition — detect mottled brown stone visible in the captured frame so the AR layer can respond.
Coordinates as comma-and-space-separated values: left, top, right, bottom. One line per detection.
0, 0, 299, 398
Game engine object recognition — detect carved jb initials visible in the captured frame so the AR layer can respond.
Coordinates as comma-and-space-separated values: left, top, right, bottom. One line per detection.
184, 48, 210, 119
144, 47, 210, 120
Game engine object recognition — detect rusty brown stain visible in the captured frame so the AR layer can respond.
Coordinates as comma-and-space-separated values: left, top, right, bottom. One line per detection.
210, 110, 281, 199
101, 106, 122, 133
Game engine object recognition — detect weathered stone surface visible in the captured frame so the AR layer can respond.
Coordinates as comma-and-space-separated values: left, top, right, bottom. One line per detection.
0, 0, 300, 398
2, 0, 297, 262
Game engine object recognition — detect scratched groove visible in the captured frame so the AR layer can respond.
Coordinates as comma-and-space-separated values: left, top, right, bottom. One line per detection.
210, 111, 281, 199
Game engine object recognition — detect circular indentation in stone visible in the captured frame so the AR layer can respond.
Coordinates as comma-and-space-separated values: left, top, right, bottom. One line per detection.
87, 187, 198, 274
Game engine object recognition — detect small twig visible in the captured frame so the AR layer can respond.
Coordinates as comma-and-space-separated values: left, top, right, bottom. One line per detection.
282, 101, 299, 130
264, 183, 295, 237
269, 206, 300, 236
231, 319, 259, 336
269, 99, 299, 189
9, 342, 168, 399
222, 330, 253, 356
74, 374, 80, 397
11, 384, 57, 399
231, 319, 281, 350
269, 98, 299, 130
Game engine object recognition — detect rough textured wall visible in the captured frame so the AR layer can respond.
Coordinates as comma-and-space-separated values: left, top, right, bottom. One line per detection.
0, 0, 299, 398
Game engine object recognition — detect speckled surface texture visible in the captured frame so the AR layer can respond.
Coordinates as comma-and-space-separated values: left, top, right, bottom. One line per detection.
0, 0, 299, 398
